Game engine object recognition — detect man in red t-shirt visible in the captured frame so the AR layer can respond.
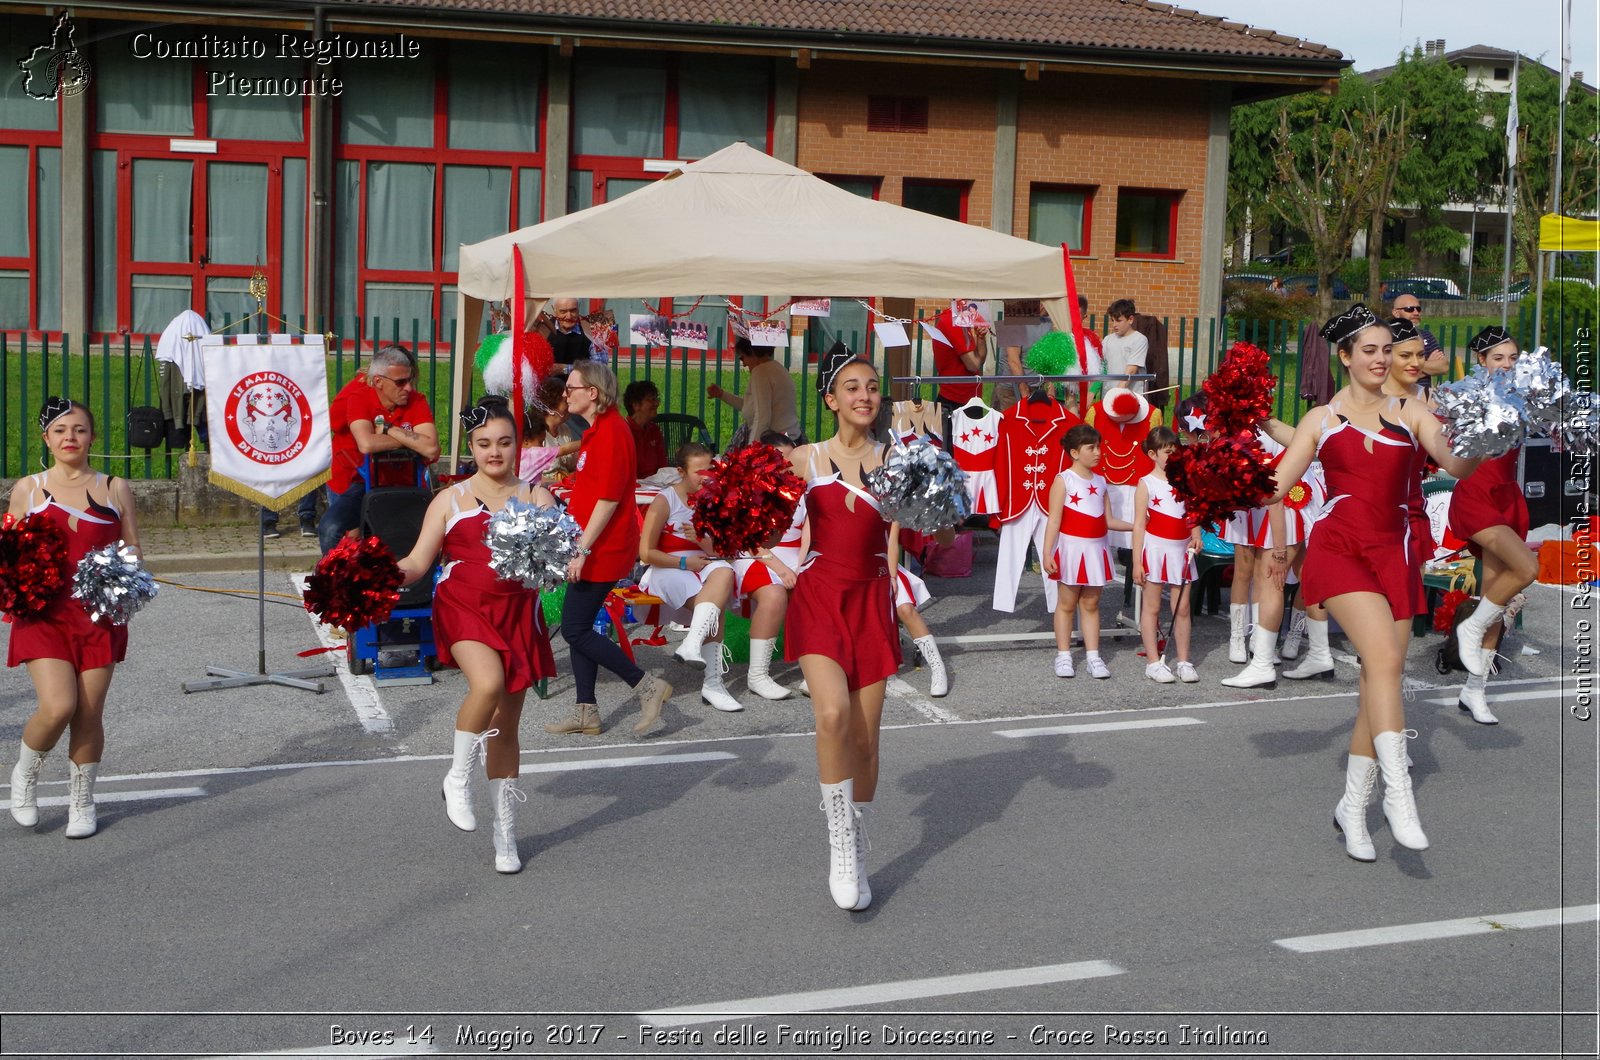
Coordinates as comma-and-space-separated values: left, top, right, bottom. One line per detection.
319, 344, 440, 553
931, 306, 985, 446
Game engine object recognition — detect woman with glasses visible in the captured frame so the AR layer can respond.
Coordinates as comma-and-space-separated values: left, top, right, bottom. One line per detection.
320, 344, 440, 553
545, 359, 674, 739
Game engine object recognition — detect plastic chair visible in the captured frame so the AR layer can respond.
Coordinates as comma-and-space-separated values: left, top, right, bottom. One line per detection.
653, 412, 713, 456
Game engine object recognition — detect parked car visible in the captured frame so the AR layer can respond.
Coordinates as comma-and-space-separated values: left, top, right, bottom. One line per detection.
1382, 278, 1464, 301
1224, 273, 1277, 287
1283, 273, 1351, 299
1485, 279, 1533, 303
1252, 246, 1295, 265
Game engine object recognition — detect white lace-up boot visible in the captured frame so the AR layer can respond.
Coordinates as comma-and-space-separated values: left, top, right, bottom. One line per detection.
819, 779, 859, 910
1221, 626, 1277, 689
1374, 731, 1428, 850
1332, 754, 1378, 862
1455, 599, 1505, 677
442, 728, 496, 832
65, 761, 99, 839
490, 779, 526, 873
1283, 618, 1335, 680
746, 638, 791, 700
1281, 608, 1308, 659
852, 802, 872, 910
700, 643, 744, 712
674, 602, 723, 667
1227, 604, 1248, 663
9, 742, 48, 827
1458, 673, 1498, 724
913, 635, 949, 697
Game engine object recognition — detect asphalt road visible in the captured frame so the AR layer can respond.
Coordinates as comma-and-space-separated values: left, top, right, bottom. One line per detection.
1, 534, 1595, 1060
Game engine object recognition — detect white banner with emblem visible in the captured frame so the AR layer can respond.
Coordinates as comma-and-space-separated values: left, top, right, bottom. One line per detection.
202, 335, 332, 508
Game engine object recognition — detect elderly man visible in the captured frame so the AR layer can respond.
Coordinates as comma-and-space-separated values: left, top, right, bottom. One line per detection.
545, 297, 593, 367
319, 344, 440, 553
1390, 293, 1449, 381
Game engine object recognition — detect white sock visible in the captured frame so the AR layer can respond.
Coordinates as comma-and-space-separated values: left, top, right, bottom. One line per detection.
1056, 650, 1071, 661
1086, 650, 1102, 662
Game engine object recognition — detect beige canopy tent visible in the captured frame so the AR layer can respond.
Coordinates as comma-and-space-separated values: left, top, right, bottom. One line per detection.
450, 142, 1074, 461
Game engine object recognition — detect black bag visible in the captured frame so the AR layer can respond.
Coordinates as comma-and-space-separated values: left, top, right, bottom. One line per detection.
127, 405, 164, 449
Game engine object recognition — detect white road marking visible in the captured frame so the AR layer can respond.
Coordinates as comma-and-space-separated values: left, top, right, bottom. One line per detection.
1423, 687, 1584, 707
886, 675, 959, 723
994, 717, 1205, 739
290, 573, 395, 737
640, 959, 1125, 1028
3, 786, 206, 810
3, 752, 736, 791
1275, 905, 1600, 953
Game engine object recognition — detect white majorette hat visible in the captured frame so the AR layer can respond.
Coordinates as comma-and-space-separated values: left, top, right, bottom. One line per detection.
1101, 386, 1150, 425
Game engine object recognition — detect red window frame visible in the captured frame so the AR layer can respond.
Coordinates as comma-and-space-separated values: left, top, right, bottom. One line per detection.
1114, 187, 1182, 261
818, 174, 882, 200
902, 178, 970, 223
1028, 182, 1094, 256
0, 103, 62, 339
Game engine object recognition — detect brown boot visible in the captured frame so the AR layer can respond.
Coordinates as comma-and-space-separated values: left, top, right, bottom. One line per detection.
545, 703, 602, 736
633, 672, 673, 736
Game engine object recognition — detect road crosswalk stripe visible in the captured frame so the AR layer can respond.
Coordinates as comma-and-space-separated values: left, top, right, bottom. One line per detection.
1275, 905, 1600, 953
994, 717, 1205, 738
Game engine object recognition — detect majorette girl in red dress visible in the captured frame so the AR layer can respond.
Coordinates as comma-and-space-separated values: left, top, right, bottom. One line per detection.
1272, 305, 1479, 862
1447, 327, 1538, 723
7, 398, 142, 840
398, 398, 558, 874
1130, 426, 1202, 684
784, 350, 951, 912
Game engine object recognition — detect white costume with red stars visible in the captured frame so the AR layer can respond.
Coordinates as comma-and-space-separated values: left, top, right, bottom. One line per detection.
992, 397, 1077, 612
949, 397, 1000, 514
1051, 469, 1116, 587
1138, 474, 1197, 584
734, 495, 807, 596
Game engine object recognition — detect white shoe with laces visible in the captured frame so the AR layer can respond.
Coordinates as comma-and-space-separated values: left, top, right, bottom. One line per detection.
1054, 651, 1075, 678
9, 742, 47, 828
490, 778, 526, 874
819, 779, 860, 911
852, 803, 872, 911
746, 637, 791, 700
65, 761, 99, 839
1458, 675, 1498, 725
1086, 656, 1111, 680
1374, 730, 1428, 850
700, 643, 745, 712
1281, 609, 1307, 659
442, 728, 497, 832
1175, 660, 1200, 683
1144, 660, 1176, 684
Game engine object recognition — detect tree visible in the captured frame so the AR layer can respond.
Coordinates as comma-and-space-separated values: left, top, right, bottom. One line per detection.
1265, 72, 1406, 318
1226, 97, 1281, 263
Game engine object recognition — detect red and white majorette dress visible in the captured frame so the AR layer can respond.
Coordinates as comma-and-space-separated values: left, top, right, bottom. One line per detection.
733, 495, 807, 596
432, 482, 556, 694
1051, 469, 1116, 587
1138, 474, 1198, 585
6, 472, 129, 671
784, 446, 900, 690
949, 397, 1000, 514
1448, 447, 1528, 559
1249, 435, 1322, 549
1299, 399, 1425, 620
638, 487, 734, 622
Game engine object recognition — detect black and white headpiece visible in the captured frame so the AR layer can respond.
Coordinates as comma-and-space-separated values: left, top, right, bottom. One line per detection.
1469, 325, 1514, 356
1387, 317, 1419, 344
38, 396, 74, 432
816, 340, 867, 396
460, 396, 508, 434
1319, 304, 1381, 347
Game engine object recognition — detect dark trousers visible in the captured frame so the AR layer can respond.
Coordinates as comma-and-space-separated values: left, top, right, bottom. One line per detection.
318, 482, 366, 554
560, 578, 645, 704
262, 488, 321, 529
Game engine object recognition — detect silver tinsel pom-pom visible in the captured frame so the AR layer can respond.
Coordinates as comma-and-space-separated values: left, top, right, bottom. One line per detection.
486, 498, 581, 590
865, 439, 972, 533
1558, 390, 1598, 454
72, 541, 158, 625
1510, 346, 1573, 439
1433, 365, 1526, 458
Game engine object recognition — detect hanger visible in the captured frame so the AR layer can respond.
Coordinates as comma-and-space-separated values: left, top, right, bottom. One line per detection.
909, 375, 924, 410
1026, 374, 1052, 404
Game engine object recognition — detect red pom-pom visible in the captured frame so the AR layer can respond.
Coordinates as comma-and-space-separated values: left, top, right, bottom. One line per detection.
1202, 342, 1277, 438
1166, 431, 1276, 529
690, 443, 806, 558
1434, 589, 1470, 634
303, 536, 403, 631
1108, 390, 1142, 420
520, 330, 554, 383
0, 511, 70, 618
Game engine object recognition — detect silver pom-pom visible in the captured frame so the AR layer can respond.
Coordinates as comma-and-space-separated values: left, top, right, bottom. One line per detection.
1434, 365, 1526, 458
71, 541, 158, 625
1510, 346, 1573, 439
485, 498, 581, 590
865, 439, 972, 533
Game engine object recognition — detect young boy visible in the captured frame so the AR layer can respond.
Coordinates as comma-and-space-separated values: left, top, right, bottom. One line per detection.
1130, 426, 1202, 683
1101, 299, 1149, 396
1042, 425, 1132, 678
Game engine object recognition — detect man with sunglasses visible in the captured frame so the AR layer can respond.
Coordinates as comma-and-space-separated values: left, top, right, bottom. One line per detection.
1389, 295, 1449, 384
319, 343, 440, 554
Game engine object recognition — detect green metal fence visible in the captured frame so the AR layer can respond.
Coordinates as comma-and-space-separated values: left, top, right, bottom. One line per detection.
3, 303, 1589, 480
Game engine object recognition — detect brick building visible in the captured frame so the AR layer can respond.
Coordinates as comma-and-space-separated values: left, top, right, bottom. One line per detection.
0, 0, 1345, 343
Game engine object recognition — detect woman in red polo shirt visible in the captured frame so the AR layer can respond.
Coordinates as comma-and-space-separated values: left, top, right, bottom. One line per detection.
546, 360, 673, 738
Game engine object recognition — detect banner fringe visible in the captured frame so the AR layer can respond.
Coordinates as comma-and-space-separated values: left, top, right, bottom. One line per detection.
210, 470, 330, 511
